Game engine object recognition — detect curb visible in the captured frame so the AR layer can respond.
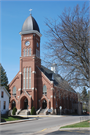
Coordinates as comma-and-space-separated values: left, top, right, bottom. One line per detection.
19, 115, 64, 117
60, 127, 90, 131
0, 118, 37, 125
59, 119, 90, 129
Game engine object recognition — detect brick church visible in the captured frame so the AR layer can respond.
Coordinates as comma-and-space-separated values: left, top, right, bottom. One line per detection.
9, 12, 78, 115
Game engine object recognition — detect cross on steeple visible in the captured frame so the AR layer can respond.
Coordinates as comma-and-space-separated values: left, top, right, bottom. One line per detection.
29, 9, 32, 15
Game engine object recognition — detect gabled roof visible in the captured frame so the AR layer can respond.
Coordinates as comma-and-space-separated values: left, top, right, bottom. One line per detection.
40, 65, 76, 93
0, 86, 11, 97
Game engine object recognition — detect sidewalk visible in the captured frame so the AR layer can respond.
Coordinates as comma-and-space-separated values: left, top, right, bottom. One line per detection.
0, 117, 36, 125
0, 115, 63, 125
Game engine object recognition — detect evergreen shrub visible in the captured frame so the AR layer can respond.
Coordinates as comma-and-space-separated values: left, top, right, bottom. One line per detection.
31, 106, 36, 115
12, 107, 17, 115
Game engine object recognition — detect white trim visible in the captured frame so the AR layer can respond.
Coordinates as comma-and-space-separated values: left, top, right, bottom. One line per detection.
32, 71, 36, 74
24, 90, 31, 98
18, 88, 21, 91
19, 30, 42, 37
29, 95, 32, 98
33, 56, 35, 59
51, 81, 53, 84
32, 87, 34, 90
19, 72, 22, 75
50, 95, 53, 98
40, 95, 50, 102
12, 95, 17, 101
51, 88, 54, 90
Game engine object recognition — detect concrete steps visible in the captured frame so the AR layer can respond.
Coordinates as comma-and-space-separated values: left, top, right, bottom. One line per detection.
39, 109, 45, 115
19, 109, 27, 115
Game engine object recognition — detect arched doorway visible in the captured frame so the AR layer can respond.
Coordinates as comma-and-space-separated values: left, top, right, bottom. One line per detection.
24, 98, 28, 109
42, 99, 47, 109
11, 100, 16, 109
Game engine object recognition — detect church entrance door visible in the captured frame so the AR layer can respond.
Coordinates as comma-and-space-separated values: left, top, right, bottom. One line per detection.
24, 98, 28, 109
42, 100, 47, 109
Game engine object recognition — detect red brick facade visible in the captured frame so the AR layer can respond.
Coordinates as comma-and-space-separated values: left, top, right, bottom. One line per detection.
9, 14, 78, 114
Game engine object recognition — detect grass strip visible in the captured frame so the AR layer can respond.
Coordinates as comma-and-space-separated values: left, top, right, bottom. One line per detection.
1, 116, 28, 122
60, 120, 90, 128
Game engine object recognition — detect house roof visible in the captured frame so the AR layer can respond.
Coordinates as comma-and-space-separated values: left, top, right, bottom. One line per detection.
40, 65, 76, 93
0, 86, 11, 97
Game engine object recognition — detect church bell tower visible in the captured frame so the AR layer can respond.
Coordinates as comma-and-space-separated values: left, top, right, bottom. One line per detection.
19, 11, 42, 108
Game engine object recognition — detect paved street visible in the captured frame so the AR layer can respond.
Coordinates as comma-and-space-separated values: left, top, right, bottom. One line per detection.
1, 115, 90, 135
44, 130, 90, 135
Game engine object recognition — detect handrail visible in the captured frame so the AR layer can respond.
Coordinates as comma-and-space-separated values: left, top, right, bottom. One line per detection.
44, 108, 48, 115
36, 107, 41, 115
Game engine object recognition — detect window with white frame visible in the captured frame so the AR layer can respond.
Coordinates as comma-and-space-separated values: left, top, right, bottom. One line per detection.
23, 68, 25, 89
26, 68, 28, 89
29, 48, 31, 56
29, 67, 31, 89
23, 49, 25, 56
12, 86, 16, 95
43, 85, 47, 95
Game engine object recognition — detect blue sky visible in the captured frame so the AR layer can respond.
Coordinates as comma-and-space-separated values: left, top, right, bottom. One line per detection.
0, 0, 88, 83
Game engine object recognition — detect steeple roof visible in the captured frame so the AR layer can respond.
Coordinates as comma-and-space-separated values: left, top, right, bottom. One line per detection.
21, 14, 40, 33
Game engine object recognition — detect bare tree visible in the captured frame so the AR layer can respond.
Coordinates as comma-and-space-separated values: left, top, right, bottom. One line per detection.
44, 3, 89, 88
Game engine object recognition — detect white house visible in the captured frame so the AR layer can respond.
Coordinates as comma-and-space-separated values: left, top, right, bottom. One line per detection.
0, 86, 11, 114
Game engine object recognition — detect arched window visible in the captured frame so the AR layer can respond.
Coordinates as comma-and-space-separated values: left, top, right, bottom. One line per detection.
23, 49, 25, 56
43, 85, 47, 95
29, 67, 31, 88
13, 86, 16, 95
27, 48, 28, 56
26, 68, 28, 89
29, 48, 31, 56
23, 68, 25, 89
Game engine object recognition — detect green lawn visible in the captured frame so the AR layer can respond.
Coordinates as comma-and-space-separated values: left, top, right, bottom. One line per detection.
61, 120, 90, 128
1, 116, 28, 122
